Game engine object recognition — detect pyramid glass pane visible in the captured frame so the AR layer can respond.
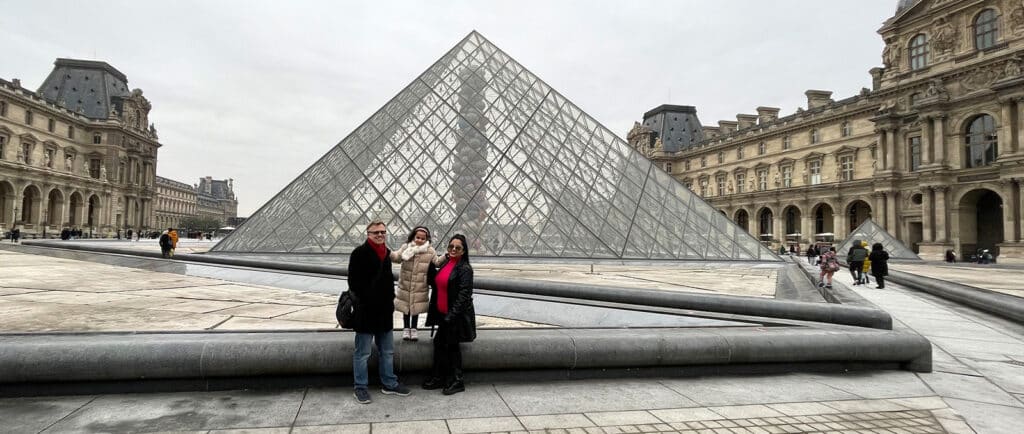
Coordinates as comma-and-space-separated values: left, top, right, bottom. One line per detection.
212, 32, 778, 261
836, 219, 921, 260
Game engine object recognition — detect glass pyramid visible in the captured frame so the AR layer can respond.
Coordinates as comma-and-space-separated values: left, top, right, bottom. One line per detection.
836, 219, 921, 260
212, 31, 777, 261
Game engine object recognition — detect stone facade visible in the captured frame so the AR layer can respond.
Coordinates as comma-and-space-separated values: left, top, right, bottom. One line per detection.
629, 0, 1024, 263
154, 176, 196, 230
0, 59, 160, 238
154, 176, 238, 230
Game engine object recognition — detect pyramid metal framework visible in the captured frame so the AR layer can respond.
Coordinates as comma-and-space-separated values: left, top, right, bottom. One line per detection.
836, 219, 921, 260
212, 32, 778, 260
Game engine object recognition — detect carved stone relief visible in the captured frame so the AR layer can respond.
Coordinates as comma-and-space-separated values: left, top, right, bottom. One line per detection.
930, 16, 958, 59
1011, 1, 1024, 35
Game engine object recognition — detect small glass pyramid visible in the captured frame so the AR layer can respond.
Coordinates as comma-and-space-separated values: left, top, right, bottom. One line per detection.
836, 219, 921, 260
212, 32, 777, 261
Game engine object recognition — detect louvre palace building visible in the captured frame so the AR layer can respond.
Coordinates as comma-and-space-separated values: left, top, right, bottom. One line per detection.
0, 59, 161, 238
629, 0, 1024, 263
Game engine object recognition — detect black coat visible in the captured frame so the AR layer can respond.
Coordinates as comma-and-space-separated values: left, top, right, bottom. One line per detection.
347, 241, 395, 333
869, 250, 889, 276
425, 256, 477, 343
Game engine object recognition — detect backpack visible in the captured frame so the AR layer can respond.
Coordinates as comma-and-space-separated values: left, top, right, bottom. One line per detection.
335, 290, 358, 329
158, 233, 170, 248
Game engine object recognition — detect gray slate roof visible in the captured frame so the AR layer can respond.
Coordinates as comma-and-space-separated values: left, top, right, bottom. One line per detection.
641, 105, 704, 153
37, 58, 131, 120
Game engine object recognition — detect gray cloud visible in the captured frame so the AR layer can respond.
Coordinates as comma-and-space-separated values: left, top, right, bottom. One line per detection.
1, 0, 892, 216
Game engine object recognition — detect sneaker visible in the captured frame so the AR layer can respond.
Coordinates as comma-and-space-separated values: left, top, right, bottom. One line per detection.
818, 282, 825, 288
402, 328, 411, 341
354, 388, 371, 404
382, 383, 411, 396
410, 328, 419, 341
825, 284, 833, 289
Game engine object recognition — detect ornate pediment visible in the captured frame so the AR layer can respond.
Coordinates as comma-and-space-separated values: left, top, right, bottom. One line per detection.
776, 157, 796, 168
753, 161, 771, 170
803, 152, 825, 161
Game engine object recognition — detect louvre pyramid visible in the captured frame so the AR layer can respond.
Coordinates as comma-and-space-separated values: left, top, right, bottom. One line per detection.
836, 219, 921, 260
212, 32, 777, 261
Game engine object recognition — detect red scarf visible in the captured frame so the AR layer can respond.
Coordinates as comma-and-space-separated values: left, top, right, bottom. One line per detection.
435, 256, 460, 314
369, 239, 387, 262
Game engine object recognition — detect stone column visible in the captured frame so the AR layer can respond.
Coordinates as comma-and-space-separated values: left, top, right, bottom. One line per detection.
1016, 99, 1024, 155
921, 187, 934, 242
921, 116, 934, 166
934, 186, 949, 242
773, 208, 784, 245
874, 192, 886, 226
886, 129, 897, 170
886, 192, 898, 238
1001, 100, 1015, 159
801, 204, 815, 243
1002, 180, 1016, 244
934, 116, 947, 166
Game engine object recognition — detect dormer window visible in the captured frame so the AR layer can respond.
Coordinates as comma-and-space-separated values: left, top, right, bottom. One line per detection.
909, 34, 928, 70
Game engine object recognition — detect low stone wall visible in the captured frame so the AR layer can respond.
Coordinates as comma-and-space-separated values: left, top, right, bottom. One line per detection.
886, 269, 1024, 323
0, 327, 931, 396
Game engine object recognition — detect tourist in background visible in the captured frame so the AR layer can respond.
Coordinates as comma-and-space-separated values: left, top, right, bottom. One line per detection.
847, 240, 869, 285
158, 230, 173, 258
390, 226, 436, 341
348, 220, 410, 404
806, 244, 818, 265
860, 241, 872, 285
168, 228, 179, 257
424, 234, 477, 395
869, 243, 890, 289
818, 246, 839, 289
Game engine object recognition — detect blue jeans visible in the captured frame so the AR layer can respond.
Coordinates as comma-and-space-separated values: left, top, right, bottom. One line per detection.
353, 330, 398, 390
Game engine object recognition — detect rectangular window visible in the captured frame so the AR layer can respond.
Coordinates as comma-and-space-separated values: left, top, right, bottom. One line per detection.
758, 142, 766, 155
717, 152, 724, 164
700, 156, 706, 168
22, 143, 33, 165
25, 110, 33, 126
48, 118, 55, 132
699, 179, 708, 197
68, 125, 75, 139
717, 175, 726, 196
782, 136, 791, 150
684, 159, 690, 171
0, 101, 7, 117
90, 159, 101, 179
840, 155, 855, 181
93, 133, 102, 144
809, 160, 822, 185
664, 162, 672, 173
782, 165, 793, 188
757, 169, 768, 191
736, 173, 746, 193
737, 147, 744, 159
909, 136, 922, 171
45, 149, 54, 168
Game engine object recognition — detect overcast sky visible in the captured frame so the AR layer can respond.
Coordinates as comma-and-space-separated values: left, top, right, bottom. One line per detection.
2, 1, 895, 216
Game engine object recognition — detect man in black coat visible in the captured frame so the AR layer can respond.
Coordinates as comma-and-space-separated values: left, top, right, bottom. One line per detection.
347, 220, 410, 404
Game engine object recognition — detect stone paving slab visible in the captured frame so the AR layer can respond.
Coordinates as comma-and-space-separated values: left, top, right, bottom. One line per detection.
895, 263, 1024, 298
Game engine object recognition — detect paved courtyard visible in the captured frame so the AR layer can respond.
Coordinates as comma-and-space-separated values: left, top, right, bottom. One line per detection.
1, 243, 1024, 433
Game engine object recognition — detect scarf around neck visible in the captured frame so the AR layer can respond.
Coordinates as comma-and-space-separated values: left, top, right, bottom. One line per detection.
401, 241, 431, 261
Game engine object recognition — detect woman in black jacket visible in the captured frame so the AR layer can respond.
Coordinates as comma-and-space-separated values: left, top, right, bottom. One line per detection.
869, 243, 890, 289
423, 234, 476, 395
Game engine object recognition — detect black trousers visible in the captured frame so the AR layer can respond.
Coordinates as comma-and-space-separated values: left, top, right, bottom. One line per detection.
403, 314, 419, 329
432, 323, 463, 383
874, 274, 886, 288
849, 261, 864, 281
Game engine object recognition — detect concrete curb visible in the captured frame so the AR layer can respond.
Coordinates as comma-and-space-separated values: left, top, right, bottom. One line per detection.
886, 269, 1024, 323
0, 327, 932, 392
14, 242, 894, 330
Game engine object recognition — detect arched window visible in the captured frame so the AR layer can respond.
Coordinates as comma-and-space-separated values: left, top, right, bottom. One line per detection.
759, 210, 773, 236
974, 9, 998, 50
965, 114, 998, 167
909, 34, 928, 70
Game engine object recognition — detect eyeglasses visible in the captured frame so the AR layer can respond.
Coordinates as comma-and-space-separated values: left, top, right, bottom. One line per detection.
447, 244, 463, 252
367, 230, 387, 235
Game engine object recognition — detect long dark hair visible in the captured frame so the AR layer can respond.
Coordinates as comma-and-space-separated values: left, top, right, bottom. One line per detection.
872, 242, 884, 251
405, 226, 431, 243
448, 233, 470, 264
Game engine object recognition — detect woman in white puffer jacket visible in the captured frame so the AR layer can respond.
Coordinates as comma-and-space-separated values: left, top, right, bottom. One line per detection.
390, 226, 437, 341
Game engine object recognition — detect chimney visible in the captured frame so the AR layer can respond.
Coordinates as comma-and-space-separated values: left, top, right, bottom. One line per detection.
702, 126, 720, 138
756, 107, 780, 124
718, 120, 739, 136
869, 67, 884, 91
805, 90, 833, 110
736, 114, 759, 130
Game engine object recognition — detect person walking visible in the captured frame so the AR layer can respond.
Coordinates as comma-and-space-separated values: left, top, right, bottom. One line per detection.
348, 220, 410, 404
869, 243, 890, 289
860, 241, 872, 285
423, 234, 477, 395
847, 240, 869, 285
168, 228, 179, 257
158, 230, 173, 258
390, 226, 436, 341
806, 244, 817, 265
818, 246, 839, 289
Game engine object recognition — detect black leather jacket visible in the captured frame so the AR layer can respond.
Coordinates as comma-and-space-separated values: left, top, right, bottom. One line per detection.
425, 256, 477, 342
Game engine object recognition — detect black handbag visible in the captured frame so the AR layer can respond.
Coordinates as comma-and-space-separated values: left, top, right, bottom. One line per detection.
335, 290, 358, 329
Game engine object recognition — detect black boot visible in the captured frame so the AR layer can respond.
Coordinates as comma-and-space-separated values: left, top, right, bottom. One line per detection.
422, 377, 444, 390
442, 379, 465, 395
